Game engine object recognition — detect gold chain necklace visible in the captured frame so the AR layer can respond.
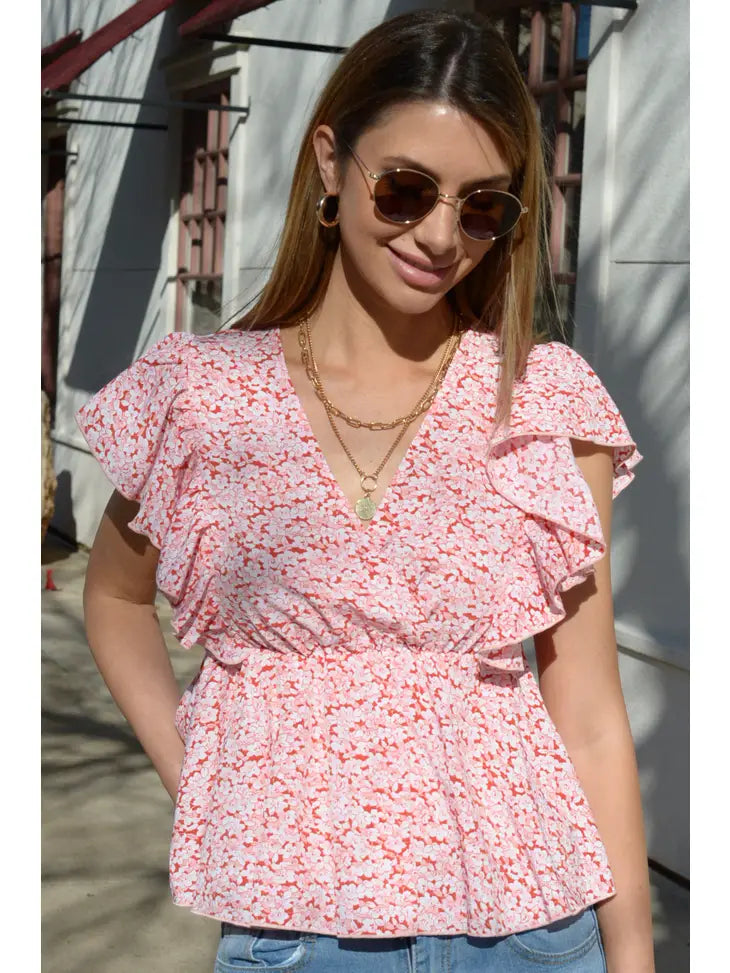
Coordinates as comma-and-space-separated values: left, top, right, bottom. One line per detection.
299, 314, 462, 521
298, 316, 461, 430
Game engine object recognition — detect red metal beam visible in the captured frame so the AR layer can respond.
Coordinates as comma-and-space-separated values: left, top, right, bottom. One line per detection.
179, 0, 277, 37
530, 74, 587, 97
549, 2, 577, 275
41, 29, 83, 68
41, 0, 177, 93
527, 5, 547, 92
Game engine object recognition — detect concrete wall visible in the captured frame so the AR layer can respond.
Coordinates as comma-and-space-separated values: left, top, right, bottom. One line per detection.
574, 0, 689, 877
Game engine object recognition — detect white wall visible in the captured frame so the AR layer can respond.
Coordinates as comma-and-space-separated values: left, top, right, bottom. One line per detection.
574, 0, 689, 876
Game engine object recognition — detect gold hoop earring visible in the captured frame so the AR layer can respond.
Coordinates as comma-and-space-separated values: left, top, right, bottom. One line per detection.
316, 192, 340, 227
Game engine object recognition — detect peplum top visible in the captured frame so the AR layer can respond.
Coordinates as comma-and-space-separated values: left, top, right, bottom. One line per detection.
75, 324, 641, 939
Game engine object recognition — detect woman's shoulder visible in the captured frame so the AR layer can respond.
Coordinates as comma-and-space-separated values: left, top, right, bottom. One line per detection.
465, 331, 608, 404
514, 339, 619, 417
174, 325, 277, 368
523, 338, 598, 383
135, 327, 279, 403
79, 326, 282, 427
126, 325, 275, 365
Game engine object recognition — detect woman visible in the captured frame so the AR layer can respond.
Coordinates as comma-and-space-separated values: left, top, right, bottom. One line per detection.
77, 9, 655, 973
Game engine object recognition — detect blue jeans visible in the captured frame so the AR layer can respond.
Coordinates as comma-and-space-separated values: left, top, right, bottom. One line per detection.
213, 906, 607, 972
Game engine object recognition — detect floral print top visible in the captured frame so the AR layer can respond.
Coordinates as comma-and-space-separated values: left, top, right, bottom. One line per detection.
75, 325, 641, 938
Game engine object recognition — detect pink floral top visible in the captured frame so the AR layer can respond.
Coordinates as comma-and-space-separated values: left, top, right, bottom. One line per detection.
76, 325, 641, 939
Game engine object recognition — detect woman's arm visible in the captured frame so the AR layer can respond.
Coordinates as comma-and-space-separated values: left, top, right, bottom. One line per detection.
82, 490, 185, 803
533, 441, 654, 973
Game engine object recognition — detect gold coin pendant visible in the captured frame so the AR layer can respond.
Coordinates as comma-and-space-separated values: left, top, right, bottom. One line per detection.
355, 495, 377, 521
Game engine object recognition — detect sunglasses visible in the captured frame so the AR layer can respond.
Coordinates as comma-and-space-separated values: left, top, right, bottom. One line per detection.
346, 144, 528, 243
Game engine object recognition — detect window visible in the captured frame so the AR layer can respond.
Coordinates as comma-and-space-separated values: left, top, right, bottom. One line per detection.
175, 79, 230, 334
488, 1, 592, 341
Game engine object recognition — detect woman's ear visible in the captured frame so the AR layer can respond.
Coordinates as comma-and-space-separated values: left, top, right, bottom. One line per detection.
312, 125, 340, 193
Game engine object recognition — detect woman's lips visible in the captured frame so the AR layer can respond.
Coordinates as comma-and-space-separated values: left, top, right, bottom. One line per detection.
386, 246, 454, 287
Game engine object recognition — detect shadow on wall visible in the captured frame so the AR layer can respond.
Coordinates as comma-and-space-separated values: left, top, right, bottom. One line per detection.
63, 15, 177, 395
43, 1, 110, 49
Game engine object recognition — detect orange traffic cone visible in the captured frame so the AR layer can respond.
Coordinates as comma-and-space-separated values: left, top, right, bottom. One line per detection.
45, 569, 58, 591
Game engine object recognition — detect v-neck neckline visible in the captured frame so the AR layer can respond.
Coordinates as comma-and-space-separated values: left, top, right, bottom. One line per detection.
272, 323, 474, 531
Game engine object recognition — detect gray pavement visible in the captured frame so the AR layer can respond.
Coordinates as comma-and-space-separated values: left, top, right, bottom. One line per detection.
42, 537, 689, 972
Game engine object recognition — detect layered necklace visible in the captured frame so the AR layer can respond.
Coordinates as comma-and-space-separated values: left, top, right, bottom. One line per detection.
298, 313, 463, 522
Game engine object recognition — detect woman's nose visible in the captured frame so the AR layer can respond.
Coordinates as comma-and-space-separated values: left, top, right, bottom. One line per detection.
412, 196, 460, 254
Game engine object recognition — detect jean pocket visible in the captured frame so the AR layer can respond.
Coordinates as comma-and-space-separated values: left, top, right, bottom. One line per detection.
214, 925, 311, 971
506, 907, 599, 964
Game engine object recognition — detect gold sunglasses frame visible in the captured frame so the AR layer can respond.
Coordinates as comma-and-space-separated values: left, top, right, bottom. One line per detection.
345, 143, 528, 242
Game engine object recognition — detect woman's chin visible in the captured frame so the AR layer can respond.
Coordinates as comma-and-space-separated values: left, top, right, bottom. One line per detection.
375, 282, 448, 318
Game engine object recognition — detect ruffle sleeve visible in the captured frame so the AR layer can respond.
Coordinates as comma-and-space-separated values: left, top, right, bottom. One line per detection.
75, 330, 199, 552
483, 341, 642, 644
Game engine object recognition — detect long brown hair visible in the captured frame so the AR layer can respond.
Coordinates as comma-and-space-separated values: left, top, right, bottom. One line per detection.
229, 9, 558, 427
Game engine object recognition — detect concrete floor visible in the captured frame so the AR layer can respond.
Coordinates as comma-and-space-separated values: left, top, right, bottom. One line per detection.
41, 536, 689, 972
